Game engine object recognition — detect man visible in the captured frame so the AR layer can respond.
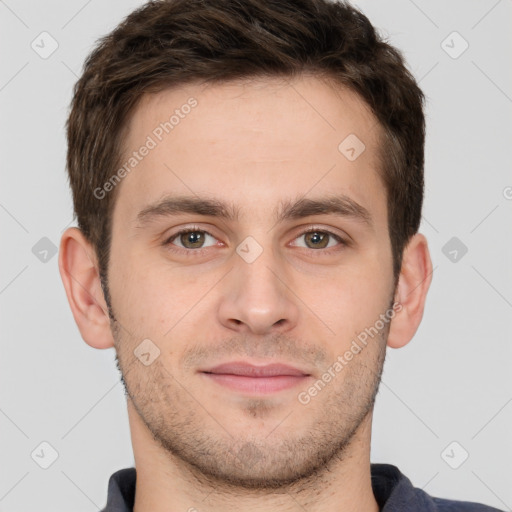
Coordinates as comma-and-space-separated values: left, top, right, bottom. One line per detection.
58, 0, 502, 510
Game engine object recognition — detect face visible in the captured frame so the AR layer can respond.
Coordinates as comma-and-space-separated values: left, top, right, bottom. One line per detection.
107, 75, 396, 488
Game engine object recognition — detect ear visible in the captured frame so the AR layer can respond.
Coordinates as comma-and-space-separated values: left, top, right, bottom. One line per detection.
58, 227, 115, 349
387, 233, 433, 349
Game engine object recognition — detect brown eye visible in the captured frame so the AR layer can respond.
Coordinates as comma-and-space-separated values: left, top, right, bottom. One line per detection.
179, 231, 205, 248
293, 229, 344, 250
167, 229, 218, 250
304, 231, 330, 249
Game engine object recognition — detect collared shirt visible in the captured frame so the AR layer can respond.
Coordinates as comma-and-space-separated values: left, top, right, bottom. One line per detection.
100, 463, 504, 511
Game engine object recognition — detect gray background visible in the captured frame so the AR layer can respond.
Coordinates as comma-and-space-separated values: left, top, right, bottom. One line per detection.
1, 0, 511, 510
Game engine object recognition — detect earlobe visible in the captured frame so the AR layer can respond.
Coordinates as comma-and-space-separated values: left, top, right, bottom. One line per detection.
58, 227, 115, 349
386, 233, 433, 349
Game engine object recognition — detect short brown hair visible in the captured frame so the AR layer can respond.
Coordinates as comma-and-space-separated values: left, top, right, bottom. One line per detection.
66, 0, 425, 288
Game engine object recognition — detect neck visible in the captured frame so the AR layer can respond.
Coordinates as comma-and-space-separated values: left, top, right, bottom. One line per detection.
129, 399, 379, 512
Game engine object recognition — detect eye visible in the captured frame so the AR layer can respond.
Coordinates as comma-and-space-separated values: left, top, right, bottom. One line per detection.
291, 229, 345, 250
165, 228, 219, 250
163, 226, 347, 256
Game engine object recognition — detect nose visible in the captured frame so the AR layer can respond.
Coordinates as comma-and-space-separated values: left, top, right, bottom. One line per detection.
217, 246, 299, 335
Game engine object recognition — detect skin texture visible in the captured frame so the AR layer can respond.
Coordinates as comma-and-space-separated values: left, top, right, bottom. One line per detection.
59, 75, 432, 512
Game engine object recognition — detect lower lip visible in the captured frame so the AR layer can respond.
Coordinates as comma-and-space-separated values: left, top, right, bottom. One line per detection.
202, 373, 310, 394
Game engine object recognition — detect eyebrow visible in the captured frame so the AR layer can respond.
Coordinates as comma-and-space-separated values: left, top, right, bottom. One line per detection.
136, 194, 373, 228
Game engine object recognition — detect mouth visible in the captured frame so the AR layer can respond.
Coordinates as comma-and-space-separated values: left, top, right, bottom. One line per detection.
199, 361, 312, 395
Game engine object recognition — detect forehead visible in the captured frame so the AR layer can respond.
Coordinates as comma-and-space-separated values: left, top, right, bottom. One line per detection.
113, 74, 386, 229
127, 74, 379, 155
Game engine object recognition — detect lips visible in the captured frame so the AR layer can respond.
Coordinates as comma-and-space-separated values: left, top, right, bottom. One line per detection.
200, 361, 311, 394
202, 362, 310, 377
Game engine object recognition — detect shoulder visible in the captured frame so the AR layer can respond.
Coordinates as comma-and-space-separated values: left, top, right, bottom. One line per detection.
100, 467, 136, 512
371, 463, 504, 512
431, 496, 505, 511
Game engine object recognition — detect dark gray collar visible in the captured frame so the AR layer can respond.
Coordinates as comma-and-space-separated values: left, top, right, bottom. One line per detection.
100, 463, 503, 512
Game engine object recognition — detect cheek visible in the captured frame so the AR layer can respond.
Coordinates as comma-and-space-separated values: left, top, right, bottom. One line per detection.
108, 244, 217, 340
307, 255, 393, 341
107, 242, 164, 329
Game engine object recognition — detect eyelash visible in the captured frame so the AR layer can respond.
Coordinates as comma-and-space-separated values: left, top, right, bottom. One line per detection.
163, 225, 348, 257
